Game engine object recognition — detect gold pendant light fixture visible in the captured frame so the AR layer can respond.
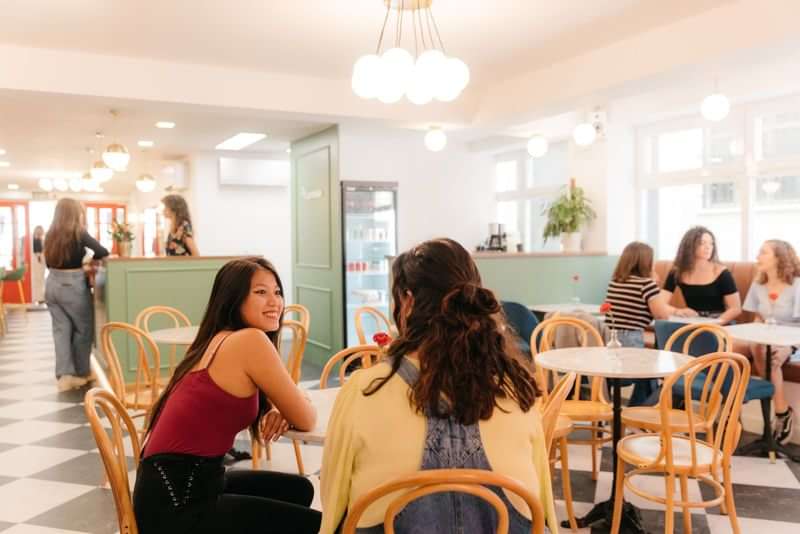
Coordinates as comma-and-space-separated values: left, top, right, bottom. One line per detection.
102, 110, 131, 171
352, 0, 470, 105
91, 132, 114, 183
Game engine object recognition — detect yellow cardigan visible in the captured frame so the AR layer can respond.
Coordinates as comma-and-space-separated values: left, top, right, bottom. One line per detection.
319, 359, 559, 533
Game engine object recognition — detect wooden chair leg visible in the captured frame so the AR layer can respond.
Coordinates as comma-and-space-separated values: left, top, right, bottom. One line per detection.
559, 437, 578, 531
680, 474, 692, 534
723, 460, 741, 534
251, 440, 261, 469
292, 440, 305, 476
266, 441, 272, 461
17, 281, 27, 319
664, 472, 676, 534
591, 432, 599, 481
610, 453, 626, 534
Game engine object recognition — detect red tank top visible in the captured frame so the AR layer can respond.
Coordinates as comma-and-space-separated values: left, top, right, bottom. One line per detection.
144, 335, 259, 458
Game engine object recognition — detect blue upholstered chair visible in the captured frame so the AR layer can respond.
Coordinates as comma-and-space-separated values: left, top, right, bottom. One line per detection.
501, 301, 539, 357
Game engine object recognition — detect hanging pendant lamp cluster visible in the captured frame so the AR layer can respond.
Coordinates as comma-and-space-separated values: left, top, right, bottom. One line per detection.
353, 0, 470, 105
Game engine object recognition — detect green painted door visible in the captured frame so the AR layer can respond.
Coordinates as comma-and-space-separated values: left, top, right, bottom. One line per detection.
291, 126, 343, 368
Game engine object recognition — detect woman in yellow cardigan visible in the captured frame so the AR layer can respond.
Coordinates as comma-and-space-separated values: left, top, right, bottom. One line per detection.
320, 238, 558, 533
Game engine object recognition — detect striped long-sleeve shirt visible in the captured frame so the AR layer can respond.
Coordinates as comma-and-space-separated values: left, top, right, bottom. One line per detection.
605, 276, 661, 330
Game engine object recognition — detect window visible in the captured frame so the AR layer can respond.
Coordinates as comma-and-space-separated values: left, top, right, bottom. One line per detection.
656, 128, 703, 172
493, 144, 568, 252
750, 176, 800, 257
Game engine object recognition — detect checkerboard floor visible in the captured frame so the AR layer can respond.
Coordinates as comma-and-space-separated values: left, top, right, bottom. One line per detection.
0, 312, 799, 533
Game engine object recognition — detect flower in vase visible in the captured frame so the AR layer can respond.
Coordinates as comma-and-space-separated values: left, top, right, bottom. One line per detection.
600, 302, 614, 326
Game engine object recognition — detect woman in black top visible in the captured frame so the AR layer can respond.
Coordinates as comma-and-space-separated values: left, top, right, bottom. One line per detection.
44, 198, 109, 391
662, 226, 742, 325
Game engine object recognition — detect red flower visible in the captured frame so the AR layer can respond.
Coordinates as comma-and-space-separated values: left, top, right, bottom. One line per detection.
372, 332, 391, 347
599, 302, 612, 313
572, 274, 580, 282
768, 292, 779, 302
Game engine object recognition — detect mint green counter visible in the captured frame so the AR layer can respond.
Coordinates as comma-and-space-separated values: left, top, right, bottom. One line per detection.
473, 252, 619, 306
94, 256, 241, 382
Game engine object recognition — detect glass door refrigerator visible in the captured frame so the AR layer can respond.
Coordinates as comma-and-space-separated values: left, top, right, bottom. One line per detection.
341, 181, 398, 346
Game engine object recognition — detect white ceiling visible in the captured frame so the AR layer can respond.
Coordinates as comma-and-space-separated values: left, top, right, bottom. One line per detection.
0, 90, 331, 194
0, 0, 731, 87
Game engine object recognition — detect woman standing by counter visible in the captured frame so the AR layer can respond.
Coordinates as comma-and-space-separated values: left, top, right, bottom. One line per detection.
44, 199, 109, 391
162, 194, 200, 256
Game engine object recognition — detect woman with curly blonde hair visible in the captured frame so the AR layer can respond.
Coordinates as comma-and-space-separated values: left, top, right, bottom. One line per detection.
743, 239, 800, 444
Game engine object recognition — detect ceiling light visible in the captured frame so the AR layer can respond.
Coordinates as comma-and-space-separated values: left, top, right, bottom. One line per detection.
352, 1, 469, 105
215, 133, 267, 151
761, 179, 781, 194
138, 140, 154, 148
0, 161, 10, 168
82, 173, 100, 192
701, 93, 730, 122
38, 178, 54, 191
527, 135, 549, 158
136, 173, 157, 193
53, 178, 68, 192
7, 184, 19, 191
155, 121, 176, 129
90, 160, 114, 182
424, 127, 447, 152
68, 178, 83, 193
0, 149, 5, 156
285, 148, 292, 154
102, 143, 130, 171
573, 123, 597, 147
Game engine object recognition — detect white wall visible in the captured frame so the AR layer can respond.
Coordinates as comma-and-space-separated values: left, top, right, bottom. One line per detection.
188, 152, 292, 299
339, 126, 494, 253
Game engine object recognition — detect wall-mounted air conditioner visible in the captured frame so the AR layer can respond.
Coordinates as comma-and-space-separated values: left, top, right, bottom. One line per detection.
218, 157, 290, 187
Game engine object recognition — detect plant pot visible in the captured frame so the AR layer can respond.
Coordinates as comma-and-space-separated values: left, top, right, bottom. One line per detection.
560, 232, 582, 253
117, 241, 132, 258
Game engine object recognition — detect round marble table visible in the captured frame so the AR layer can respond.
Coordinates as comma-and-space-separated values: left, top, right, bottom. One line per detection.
536, 347, 692, 532
148, 326, 199, 346
725, 323, 800, 463
528, 303, 603, 316
283, 387, 341, 444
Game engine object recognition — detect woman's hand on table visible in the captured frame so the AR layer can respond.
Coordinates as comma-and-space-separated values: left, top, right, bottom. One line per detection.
673, 307, 698, 318
260, 409, 290, 442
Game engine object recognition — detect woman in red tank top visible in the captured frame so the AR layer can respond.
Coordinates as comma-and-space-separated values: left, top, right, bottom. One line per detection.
133, 257, 319, 534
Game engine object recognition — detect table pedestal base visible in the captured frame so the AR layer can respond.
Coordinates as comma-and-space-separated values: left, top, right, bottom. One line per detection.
562, 498, 645, 533
736, 437, 800, 463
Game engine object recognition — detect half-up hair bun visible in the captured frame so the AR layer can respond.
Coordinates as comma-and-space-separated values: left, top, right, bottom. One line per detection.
441, 282, 500, 317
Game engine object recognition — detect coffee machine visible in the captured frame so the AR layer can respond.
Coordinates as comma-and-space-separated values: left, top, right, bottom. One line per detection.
487, 222, 507, 251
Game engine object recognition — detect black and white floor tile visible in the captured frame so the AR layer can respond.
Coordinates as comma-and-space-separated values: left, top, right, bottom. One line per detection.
0, 311, 798, 533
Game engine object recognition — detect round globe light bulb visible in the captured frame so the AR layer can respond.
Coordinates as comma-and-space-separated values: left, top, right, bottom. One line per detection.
352, 54, 382, 99
761, 179, 781, 194
414, 50, 447, 102
90, 160, 114, 183
435, 57, 470, 102
376, 48, 413, 104
424, 128, 447, 152
527, 135, 549, 158
136, 174, 157, 193
53, 178, 68, 192
573, 123, 597, 147
38, 178, 54, 192
68, 178, 82, 193
102, 143, 130, 171
701, 93, 730, 122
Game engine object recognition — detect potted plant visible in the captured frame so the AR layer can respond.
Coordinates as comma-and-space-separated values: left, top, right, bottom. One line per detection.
109, 220, 135, 257
542, 179, 596, 252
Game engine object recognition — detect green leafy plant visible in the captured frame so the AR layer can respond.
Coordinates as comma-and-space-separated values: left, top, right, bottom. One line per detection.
109, 220, 135, 243
542, 184, 596, 241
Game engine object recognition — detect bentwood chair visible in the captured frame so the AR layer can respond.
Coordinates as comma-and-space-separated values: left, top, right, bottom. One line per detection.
84, 388, 141, 534
283, 303, 311, 332
530, 316, 611, 481
252, 319, 309, 472
611, 353, 750, 534
135, 305, 191, 379
320, 344, 383, 389
354, 306, 392, 345
341, 469, 546, 534
2, 265, 27, 320
539, 372, 578, 531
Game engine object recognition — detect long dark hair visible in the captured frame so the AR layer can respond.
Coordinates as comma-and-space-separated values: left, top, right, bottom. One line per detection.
672, 226, 720, 281
613, 242, 654, 282
365, 238, 539, 425
162, 194, 192, 233
44, 198, 84, 268
144, 257, 284, 444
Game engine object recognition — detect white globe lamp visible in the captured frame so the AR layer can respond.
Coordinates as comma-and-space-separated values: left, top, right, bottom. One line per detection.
38, 178, 54, 192
527, 135, 549, 158
136, 173, 157, 193
352, 54, 382, 99
90, 160, 114, 183
573, 123, 596, 147
424, 127, 447, 152
701, 93, 730, 122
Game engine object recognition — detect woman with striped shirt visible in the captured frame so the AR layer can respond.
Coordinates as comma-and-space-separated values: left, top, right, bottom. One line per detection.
605, 242, 691, 405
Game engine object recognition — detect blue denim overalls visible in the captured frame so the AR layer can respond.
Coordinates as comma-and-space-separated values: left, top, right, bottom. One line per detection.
357, 357, 533, 534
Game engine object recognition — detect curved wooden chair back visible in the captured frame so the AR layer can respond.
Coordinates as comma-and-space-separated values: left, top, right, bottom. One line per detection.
134, 306, 191, 377
280, 319, 308, 383
284, 304, 311, 332
656, 352, 750, 472
665, 323, 733, 423
320, 344, 382, 389
341, 468, 545, 534
84, 388, 140, 534
100, 322, 161, 410
540, 372, 577, 455
354, 306, 392, 345
530, 316, 605, 403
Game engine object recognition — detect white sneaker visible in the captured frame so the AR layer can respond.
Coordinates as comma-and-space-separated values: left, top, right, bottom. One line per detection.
56, 375, 88, 392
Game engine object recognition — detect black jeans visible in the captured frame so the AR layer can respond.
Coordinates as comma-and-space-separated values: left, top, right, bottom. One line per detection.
134, 453, 321, 534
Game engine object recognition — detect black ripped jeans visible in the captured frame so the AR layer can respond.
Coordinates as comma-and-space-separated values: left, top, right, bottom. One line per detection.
133, 453, 321, 534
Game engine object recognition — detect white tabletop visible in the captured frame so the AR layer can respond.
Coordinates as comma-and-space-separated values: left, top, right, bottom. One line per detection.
283, 387, 341, 444
529, 303, 603, 316
667, 315, 721, 325
148, 326, 199, 345
724, 323, 800, 346
535, 347, 693, 379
